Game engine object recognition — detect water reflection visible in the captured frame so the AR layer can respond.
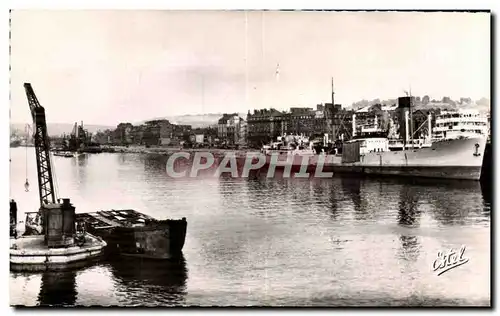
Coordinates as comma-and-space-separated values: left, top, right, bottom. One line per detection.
397, 186, 421, 227
77, 154, 88, 167
9, 149, 491, 306
395, 184, 421, 265
38, 270, 78, 306
72, 155, 88, 189
143, 154, 168, 172
398, 235, 420, 262
110, 255, 188, 306
426, 180, 485, 226
327, 180, 341, 220
480, 181, 492, 213
340, 177, 366, 218
356, 177, 488, 227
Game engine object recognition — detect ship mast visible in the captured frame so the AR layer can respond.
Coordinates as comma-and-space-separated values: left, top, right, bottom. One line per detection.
331, 77, 335, 142
331, 77, 335, 106
409, 86, 413, 148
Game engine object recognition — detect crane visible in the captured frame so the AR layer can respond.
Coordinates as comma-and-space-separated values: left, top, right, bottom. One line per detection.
23, 83, 80, 247
24, 83, 56, 205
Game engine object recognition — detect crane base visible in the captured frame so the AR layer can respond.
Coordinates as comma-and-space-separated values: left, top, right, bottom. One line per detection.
10, 234, 106, 272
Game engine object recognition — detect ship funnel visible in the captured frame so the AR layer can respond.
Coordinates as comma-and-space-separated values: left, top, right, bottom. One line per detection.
352, 114, 356, 137
428, 113, 432, 142
397, 97, 411, 143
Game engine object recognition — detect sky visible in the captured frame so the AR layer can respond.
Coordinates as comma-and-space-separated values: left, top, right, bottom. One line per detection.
10, 10, 490, 125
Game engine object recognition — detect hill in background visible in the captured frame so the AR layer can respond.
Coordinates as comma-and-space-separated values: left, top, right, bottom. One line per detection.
10, 123, 115, 137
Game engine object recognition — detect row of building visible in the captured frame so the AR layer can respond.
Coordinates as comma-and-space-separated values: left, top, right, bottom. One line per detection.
92, 120, 219, 147
93, 95, 482, 149
230, 96, 459, 147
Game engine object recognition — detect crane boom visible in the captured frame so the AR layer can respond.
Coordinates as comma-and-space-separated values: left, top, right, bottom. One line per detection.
24, 83, 56, 205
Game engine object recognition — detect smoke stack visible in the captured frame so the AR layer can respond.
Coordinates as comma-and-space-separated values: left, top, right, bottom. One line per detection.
352, 114, 356, 137
428, 113, 432, 142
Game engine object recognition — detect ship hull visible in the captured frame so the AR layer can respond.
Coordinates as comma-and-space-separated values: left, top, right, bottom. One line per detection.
105, 220, 187, 259
325, 165, 483, 180
263, 153, 320, 174
257, 137, 487, 181
329, 136, 487, 181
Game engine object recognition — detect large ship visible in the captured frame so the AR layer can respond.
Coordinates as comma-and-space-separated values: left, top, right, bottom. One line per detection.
258, 97, 489, 181
324, 99, 489, 180
330, 135, 486, 180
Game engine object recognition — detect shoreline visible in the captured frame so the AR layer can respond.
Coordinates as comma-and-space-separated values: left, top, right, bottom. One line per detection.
100, 145, 257, 156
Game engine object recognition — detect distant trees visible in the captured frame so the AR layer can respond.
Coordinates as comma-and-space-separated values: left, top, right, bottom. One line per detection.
476, 97, 490, 106
379, 111, 390, 132
422, 95, 430, 105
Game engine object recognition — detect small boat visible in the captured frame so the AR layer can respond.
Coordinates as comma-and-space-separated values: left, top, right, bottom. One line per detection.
10, 140, 21, 148
53, 151, 75, 158
256, 135, 326, 173
76, 210, 187, 260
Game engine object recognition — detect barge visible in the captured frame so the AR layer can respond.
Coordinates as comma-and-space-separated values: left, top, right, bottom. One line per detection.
76, 210, 187, 259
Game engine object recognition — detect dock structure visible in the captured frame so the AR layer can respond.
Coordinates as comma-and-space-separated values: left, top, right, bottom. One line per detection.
10, 234, 106, 272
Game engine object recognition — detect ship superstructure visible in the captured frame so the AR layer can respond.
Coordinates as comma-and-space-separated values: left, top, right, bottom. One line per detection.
432, 109, 489, 141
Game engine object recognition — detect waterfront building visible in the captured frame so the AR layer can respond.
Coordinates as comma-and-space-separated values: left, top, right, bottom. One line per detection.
114, 123, 134, 145
217, 113, 245, 145
247, 105, 328, 147
238, 120, 248, 146
172, 124, 192, 145
246, 109, 286, 147
286, 106, 326, 137
92, 129, 113, 145
324, 103, 354, 142
142, 120, 161, 146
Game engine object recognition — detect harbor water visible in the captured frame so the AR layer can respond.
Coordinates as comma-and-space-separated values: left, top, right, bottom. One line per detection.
9, 148, 491, 306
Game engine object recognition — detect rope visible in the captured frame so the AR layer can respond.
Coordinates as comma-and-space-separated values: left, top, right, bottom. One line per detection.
9, 147, 11, 197
24, 125, 29, 192
23, 123, 60, 200
50, 148, 60, 201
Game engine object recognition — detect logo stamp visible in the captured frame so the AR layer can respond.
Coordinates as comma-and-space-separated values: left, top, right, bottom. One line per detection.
432, 245, 469, 276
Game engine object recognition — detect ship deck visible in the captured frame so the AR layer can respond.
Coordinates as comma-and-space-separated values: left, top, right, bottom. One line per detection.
10, 234, 102, 252
76, 209, 156, 230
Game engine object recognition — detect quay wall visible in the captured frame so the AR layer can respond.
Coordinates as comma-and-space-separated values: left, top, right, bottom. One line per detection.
100, 145, 255, 157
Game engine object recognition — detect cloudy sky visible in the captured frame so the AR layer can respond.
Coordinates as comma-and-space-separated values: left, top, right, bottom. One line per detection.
10, 10, 490, 125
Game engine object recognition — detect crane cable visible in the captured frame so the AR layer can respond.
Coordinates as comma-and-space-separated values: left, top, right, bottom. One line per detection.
24, 125, 60, 200
24, 124, 29, 192
49, 144, 60, 201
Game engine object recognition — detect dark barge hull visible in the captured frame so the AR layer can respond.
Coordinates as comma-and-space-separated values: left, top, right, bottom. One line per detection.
76, 210, 187, 260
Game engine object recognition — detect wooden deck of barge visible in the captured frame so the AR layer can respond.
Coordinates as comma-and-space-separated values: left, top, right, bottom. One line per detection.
76, 209, 156, 229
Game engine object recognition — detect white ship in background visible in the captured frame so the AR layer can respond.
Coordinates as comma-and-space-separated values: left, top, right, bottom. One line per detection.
432, 108, 489, 141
